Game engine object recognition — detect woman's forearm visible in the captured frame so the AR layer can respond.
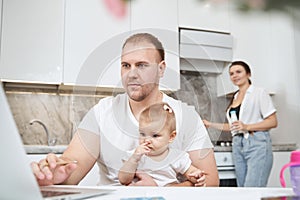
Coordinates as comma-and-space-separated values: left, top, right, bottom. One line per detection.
209, 122, 230, 132
246, 113, 277, 132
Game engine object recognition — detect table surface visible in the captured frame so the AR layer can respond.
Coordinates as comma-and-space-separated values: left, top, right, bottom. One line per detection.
54, 185, 296, 200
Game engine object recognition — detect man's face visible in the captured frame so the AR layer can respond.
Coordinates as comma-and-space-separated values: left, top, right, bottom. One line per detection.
121, 42, 165, 102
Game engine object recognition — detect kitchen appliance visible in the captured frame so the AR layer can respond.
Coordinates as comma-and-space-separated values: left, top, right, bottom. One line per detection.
214, 146, 237, 187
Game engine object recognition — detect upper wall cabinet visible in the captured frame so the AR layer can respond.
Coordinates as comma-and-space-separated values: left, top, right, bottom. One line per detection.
0, 0, 2, 45
63, 0, 131, 88
130, 0, 180, 90
64, 0, 180, 91
0, 0, 64, 83
178, 0, 230, 33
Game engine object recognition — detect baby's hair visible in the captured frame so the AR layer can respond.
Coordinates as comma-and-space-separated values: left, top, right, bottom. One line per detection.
139, 102, 176, 133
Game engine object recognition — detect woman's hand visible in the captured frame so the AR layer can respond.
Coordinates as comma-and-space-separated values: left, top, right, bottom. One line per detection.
231, 121, 248, 132
202, 119, 211, 128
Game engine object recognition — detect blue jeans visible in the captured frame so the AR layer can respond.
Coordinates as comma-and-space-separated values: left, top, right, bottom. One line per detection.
232, 131, 273, 187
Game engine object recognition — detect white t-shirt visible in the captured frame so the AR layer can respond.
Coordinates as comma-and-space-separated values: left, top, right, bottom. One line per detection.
79, 93, 212, 185
124, 148, 192, 187
226, 85, 276, 134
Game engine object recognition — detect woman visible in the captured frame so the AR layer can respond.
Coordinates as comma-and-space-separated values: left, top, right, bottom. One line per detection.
203, 61, 277, 187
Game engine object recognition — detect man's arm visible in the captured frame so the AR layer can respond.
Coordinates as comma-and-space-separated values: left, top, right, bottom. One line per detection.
188, 148, 219, 186
31, 129, 99, 185
62, 129, 99, 184
128, 172, 158, 186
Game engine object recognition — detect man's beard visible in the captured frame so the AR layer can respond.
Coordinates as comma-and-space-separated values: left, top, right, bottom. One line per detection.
127, 83, 157, 102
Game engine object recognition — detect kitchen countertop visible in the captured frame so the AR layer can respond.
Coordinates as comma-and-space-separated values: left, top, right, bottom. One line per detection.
24, 143, 298, 154
24, 145, 68, 154
214, 143, 298, 152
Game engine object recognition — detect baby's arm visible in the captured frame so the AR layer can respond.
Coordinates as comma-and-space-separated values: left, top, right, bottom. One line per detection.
118, 143, 150, 185
184, 165, 206, 187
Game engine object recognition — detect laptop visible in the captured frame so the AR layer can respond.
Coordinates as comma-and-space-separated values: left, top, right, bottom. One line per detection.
0, 83, 114, 200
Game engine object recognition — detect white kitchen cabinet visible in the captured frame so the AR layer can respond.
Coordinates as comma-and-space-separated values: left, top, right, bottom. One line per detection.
178, 0, 230, 33
267, 151, 292, 187
0, 0, 2, 44
64, 0, 180, 90
130, 0, 180, 90
27, 154, 99, 186
0, 0, 64, 83
63, 0, 130, 88
216, 6, 286, 96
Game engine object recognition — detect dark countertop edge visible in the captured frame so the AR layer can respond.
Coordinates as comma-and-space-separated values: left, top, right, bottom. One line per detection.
214, 144, 299, 152
24, 145, 67, 154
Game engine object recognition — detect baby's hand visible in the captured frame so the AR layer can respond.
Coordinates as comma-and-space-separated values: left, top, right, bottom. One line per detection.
132, 142, 151, 160
188, 170, 206, 187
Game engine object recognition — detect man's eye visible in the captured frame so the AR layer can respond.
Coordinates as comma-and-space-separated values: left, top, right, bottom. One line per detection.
137, 63, 147, 68
122, 64, 130, 68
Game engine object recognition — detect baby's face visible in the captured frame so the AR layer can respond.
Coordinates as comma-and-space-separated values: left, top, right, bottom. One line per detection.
139, 122, 172, 156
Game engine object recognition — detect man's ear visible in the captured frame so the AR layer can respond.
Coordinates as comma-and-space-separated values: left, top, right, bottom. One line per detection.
158, 60, 166, 78
169, 130, 176, 143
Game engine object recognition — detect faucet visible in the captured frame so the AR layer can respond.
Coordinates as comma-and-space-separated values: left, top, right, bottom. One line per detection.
29, 119, 56, 146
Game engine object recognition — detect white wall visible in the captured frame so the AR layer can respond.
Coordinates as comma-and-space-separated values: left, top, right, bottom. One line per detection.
269, 11, 300, 146
229, 7, 300, 147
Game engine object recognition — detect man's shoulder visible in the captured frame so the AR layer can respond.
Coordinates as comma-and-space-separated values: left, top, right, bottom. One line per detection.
93, 93, 127, 113
162, 93, 198, 117
162, 93, 185, 108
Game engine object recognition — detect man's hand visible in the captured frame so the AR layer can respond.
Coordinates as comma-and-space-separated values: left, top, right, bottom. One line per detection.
188, 170, 206, 187
30, 153, 77, 186
129, 171, 157, 186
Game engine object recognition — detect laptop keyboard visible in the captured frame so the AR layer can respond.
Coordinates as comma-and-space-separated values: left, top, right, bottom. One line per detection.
41, 190, 79, 198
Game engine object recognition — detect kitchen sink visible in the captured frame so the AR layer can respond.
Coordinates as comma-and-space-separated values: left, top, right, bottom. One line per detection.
24, 145, 67, 154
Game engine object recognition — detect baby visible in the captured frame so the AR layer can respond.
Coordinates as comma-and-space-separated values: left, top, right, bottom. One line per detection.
118, 102, 206, 186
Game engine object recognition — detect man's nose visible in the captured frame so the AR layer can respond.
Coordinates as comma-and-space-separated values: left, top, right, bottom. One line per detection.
128, 66, 138, 77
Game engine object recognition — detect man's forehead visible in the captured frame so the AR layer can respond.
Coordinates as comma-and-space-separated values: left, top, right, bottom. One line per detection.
122, 42, 156, 54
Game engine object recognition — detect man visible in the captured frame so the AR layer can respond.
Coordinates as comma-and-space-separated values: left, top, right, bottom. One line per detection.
31, 33, 219, 187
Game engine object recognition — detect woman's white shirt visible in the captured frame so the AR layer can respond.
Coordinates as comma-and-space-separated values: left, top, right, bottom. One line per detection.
226, 85, 276, 133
